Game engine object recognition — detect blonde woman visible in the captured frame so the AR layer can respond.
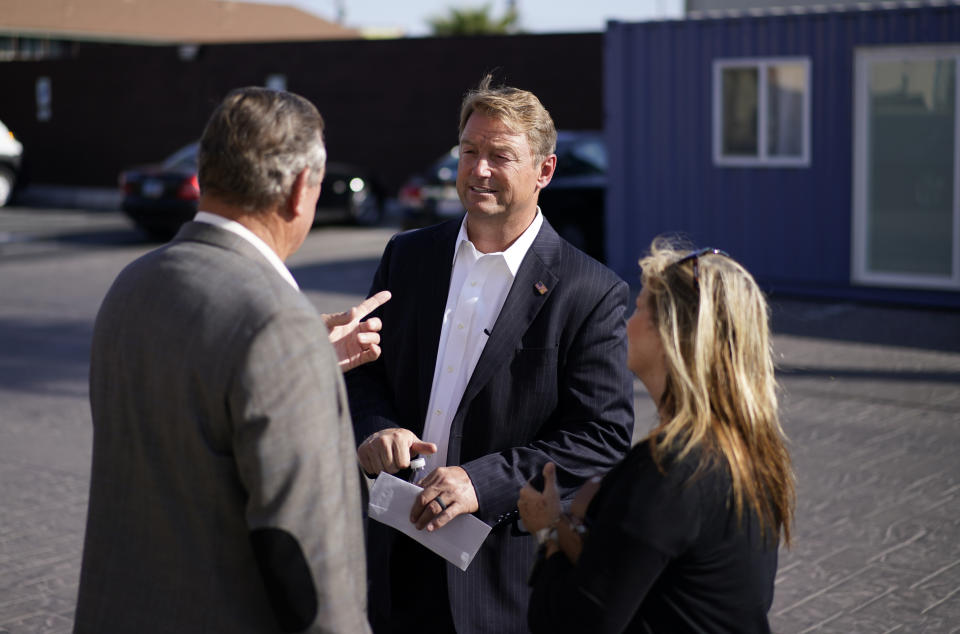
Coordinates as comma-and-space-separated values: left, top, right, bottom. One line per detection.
518, 238, 795, 633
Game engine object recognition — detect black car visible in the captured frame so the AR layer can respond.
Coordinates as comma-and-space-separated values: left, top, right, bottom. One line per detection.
120, 142, 383, 240
397, 131, 607, 260
397, 146, 463, 227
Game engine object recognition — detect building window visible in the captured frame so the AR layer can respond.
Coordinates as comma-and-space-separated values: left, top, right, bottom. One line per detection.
0, 37, 70, 61
853, 46, 960, 290
713, 57, 811, 167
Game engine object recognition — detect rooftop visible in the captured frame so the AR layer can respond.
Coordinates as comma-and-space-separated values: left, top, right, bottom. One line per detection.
0, 0, 360, 45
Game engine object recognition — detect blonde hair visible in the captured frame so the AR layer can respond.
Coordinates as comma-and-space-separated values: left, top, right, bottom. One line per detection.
639, 237, 795, 546
458, 74, 557, 162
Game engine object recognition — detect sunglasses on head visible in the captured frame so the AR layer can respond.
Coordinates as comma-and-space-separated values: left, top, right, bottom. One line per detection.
675, 247, 729, 289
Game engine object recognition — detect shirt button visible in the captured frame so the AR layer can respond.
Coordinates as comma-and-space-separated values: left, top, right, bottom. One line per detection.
435, 409, 443, 416
446, 366, 454, 373
470, 281, 478, 287
457, 323, 464, 330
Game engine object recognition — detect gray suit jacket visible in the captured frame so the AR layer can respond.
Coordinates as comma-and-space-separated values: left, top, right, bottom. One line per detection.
74, 222, 370, 633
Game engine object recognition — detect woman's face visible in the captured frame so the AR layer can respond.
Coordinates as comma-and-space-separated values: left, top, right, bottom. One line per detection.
626, 286, 665, 384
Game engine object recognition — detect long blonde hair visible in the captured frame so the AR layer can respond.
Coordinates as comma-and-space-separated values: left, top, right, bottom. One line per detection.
639, 237, 795, 546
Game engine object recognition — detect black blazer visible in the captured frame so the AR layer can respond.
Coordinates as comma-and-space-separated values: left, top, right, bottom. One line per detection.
346, 217, 635, 634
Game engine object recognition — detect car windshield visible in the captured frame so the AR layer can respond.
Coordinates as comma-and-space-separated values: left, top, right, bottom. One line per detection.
426, 134, 606, 182
555, 135, 606, 177
162, 142, 199, 170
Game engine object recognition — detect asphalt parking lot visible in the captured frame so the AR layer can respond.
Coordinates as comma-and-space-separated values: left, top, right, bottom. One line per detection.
1, 205, 958, 632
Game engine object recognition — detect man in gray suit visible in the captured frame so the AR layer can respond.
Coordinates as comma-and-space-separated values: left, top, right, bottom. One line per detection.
74, 87, 374, 633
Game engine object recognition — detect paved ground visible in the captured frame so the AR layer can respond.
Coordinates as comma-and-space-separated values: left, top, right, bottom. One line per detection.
1, 206, 959, 632
766, 302, 960, 632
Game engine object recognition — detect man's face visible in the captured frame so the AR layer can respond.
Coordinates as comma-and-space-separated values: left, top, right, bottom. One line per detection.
456, 112, 555, 223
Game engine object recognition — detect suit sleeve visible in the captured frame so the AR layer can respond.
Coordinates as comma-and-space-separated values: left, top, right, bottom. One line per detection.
229, 306, 371, 634
462, 278, 635, 524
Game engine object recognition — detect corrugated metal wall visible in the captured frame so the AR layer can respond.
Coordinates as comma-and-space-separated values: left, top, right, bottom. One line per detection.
605, 3, 960, 306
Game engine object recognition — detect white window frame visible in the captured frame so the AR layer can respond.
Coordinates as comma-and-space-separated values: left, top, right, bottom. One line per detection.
712, 57, 811, 168
852, 45, 960, 290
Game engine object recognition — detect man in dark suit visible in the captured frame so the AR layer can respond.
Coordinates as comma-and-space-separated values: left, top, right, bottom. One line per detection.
346, 76, 635, 633
74, 87, 379, 633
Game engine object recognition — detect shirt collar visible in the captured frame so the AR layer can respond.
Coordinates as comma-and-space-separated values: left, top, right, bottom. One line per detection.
454, 207, 543, 277
193, 211, 299, 290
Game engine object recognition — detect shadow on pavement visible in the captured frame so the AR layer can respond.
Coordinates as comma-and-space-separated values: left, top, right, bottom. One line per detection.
769, 296, 960, 353
52, 228, 147, 246
777, 365, 960, 383
0, 317, 92, 397
291, 256, 380, 297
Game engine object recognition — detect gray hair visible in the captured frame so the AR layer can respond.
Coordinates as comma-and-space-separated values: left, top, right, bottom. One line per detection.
198, 87, 326, 212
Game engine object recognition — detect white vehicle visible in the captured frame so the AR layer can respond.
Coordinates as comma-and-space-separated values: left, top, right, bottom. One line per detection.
0, 118, 24, 207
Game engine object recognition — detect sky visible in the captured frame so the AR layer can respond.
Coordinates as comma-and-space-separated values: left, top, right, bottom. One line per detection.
252, 0, 684, 36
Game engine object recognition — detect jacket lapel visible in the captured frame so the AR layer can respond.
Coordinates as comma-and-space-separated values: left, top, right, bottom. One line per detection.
455, 220, 562, 420
415, 221, 461, 425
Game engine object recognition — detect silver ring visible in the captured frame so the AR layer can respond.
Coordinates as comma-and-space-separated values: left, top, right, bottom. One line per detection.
433, 496, 448, 512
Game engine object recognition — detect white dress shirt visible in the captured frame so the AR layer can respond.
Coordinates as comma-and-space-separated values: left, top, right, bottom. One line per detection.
420, 210, 544, 473
193, 211, 299, 290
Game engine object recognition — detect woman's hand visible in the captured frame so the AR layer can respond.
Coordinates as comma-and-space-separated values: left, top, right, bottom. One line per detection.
517, 462, 562, 534
570, 474, 602, 519
553, 474, 601, 564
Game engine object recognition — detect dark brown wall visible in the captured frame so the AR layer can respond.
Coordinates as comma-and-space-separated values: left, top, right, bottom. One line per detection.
0, 33, 602, 194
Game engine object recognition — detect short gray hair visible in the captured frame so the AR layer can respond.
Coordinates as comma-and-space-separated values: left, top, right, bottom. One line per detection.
198, 87, 326, 212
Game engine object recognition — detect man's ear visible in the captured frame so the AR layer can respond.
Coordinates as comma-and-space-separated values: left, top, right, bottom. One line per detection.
536, 154, 557, 190
286, 167, 317, 219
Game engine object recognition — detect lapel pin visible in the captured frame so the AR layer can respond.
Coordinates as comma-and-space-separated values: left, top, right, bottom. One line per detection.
534, 281, 548, 295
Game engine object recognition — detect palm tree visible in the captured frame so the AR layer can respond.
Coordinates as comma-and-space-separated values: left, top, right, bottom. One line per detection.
428, 3, 521, 36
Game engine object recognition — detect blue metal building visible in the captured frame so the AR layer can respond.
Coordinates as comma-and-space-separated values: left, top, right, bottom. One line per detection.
605, 2, 960, 307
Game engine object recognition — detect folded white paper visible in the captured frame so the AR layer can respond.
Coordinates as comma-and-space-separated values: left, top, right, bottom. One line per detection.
367, 472, 492, 571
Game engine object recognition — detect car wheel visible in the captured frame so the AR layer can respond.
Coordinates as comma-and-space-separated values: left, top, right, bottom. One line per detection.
0, 166, 15, 207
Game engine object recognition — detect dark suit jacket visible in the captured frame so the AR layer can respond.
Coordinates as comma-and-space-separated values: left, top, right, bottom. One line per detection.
346, 217, 635, 634
75, 222, 370, 633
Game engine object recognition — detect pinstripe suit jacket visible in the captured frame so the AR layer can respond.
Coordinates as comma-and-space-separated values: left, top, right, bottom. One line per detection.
346, 217, 635, 633
75, 222, 370, 634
